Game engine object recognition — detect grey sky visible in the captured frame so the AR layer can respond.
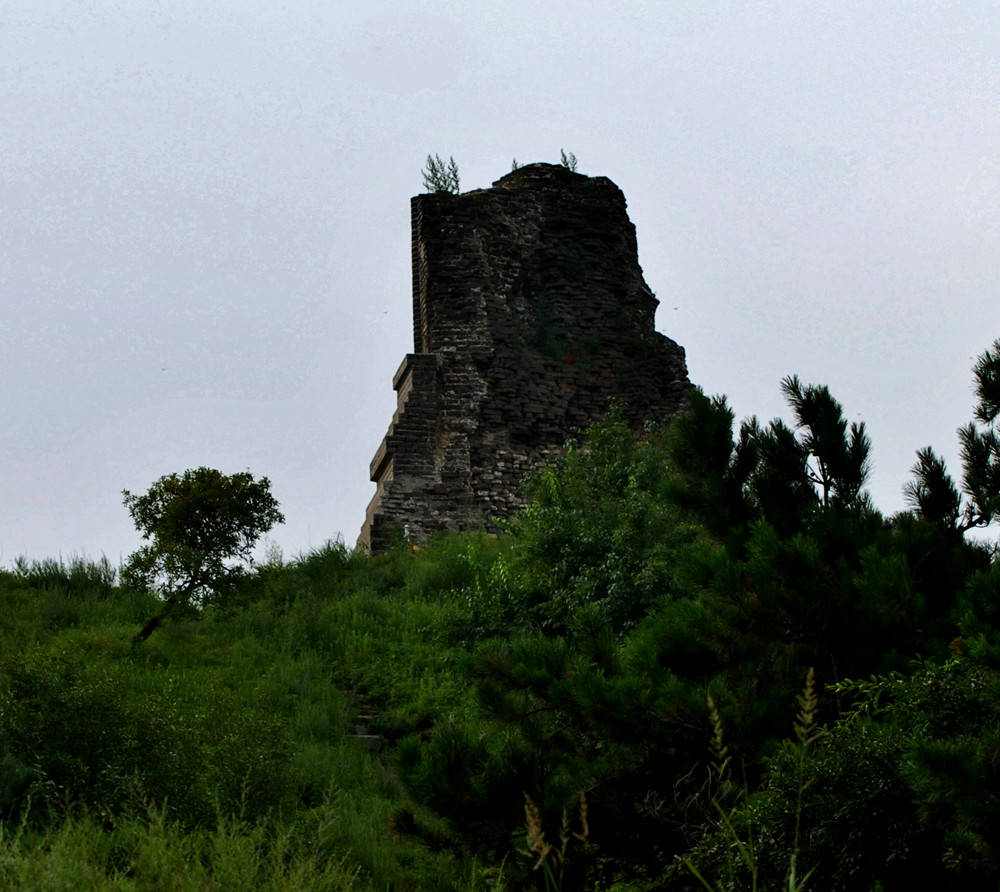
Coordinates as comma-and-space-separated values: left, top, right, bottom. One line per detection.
2, 1, 998, 565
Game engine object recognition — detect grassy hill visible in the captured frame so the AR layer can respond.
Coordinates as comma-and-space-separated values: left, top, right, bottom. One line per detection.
0, 539, 504, 889
4, 362, 1000, 889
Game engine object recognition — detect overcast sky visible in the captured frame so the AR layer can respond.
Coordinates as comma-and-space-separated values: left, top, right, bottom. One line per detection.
2, 1, 998, 566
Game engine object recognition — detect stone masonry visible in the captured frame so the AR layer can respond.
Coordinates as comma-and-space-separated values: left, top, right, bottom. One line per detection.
358, 163, 690, 551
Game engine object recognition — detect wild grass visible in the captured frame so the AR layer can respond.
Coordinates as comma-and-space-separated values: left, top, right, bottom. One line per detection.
685, 669, 819, 892
522, 792, 590, 890
0, 544, 501, 890
0, 807, 365, 890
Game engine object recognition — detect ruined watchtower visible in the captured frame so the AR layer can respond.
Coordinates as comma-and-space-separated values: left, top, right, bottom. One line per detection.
358, 163, 690, 551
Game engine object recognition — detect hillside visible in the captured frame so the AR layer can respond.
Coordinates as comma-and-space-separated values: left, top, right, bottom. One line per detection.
2, 344, 1000, 890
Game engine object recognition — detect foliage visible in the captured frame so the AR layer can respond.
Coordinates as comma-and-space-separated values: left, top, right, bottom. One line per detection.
122, 467, 283, 641
559, 149, 578, 171
395, 343, 1000, 887
908, 337, 1000, 533
521, 792, 591, 890
0, 646, 289, 827
422, 153, 461, 194
0, 544, 499, 889
11, 555, 117, 596
684, 670, 818, 892
468, 407, 693, 636
0, 807, 365, 891
5, 340, 1000, 888
685, 657, 1000, 891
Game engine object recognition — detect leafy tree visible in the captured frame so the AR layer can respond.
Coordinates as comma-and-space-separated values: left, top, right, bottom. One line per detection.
421, 153, 460, 194
486, 409, 692, 636
908, 338, 1000, 534
905, 447, 963, 529
663, 390, 756, 542
122, 467, 283, 643
685, 657, 1000, 891
400, 370, 971, 881
779, 375, 871, 508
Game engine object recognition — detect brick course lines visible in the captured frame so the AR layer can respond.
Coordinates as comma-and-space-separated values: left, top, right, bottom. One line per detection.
358, 163, 691, 552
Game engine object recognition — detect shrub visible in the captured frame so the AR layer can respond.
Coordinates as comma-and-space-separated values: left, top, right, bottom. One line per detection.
422, 154, 460, 194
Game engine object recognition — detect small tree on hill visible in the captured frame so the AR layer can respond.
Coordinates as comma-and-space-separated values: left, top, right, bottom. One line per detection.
122, 467, 284, 643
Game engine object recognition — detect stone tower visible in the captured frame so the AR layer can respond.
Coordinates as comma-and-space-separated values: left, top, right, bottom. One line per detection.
358, 163, 690, 551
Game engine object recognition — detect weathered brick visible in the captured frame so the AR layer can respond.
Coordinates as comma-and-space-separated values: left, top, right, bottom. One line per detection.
358, 163, 690, 552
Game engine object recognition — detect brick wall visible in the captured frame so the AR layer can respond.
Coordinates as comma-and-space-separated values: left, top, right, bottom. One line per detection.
358, 163, 690, 551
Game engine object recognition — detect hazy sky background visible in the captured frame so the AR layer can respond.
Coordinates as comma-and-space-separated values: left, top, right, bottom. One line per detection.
2, 1, 998, 566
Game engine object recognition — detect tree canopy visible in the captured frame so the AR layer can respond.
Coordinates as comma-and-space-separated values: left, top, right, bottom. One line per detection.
122, 467, 283, 642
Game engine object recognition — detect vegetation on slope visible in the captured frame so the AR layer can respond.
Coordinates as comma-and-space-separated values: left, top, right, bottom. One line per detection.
2, 341, 1000, 890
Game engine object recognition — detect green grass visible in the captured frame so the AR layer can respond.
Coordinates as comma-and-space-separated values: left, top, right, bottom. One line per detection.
0, 807, 365, 890
0, 540, 507, 890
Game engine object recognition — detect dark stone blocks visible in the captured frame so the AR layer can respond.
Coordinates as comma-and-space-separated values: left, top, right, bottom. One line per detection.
358, 163, 690, 552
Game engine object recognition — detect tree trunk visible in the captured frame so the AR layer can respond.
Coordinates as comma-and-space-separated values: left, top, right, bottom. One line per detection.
132, 612, 164, 645
131, 581, 199, 646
